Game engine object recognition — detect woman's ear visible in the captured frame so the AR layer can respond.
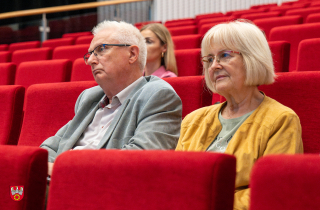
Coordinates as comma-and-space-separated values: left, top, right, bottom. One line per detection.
128, 45, 139, 64
162, 43, 167, 53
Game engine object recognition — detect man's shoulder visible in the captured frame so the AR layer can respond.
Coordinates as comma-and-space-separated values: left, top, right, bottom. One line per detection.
141, 75, 175, 91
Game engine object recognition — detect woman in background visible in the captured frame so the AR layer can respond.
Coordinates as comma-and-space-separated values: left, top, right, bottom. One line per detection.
176, 20, 303, 210
140, 23, 178, 78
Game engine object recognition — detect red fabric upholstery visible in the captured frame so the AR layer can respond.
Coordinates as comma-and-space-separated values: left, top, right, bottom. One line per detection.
52, 44, 89, 62
48, 150, 236, 210
197, 16, 236, 33
0, 51, 12, 63
0, 145, 47, 210
268, 41, 290, 72
0, 63, 16, 85
62, 31, 92, 38
250, 3, 277, 10
11, 47, 53, 67
42, 37, 75, 48
175, 48, 202, 76
296, 38, 320, 71
70, 58, 94, 81
269, 23, 320, 71
250, 154, 320, 210
0, 44, 8, 51
195, 12, 224, 23
134, 21, 162, 29
15, 59, 72, 90
9, 41, 41, 52
75, 35, 93, 45
0, 85, 24, 145
306, 13, 320, 23
163, 76, 212, 118
172, 34, 201, 50
254, 15, 303, 41
269, 5, 307, 15
285, 7, 320, 23
168, 25, 198, 36
165, 18, 195, 24
240, 11, 281, 21
165, 20, 196, 28
231, 9, 267, 19
259, 71, 320, 153
18, 81, 97, 147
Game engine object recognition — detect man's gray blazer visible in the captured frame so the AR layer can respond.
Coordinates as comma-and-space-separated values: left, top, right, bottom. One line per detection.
40, 76, 182, 162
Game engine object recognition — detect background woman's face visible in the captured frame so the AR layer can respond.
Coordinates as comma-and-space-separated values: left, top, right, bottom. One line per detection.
141, 29, 166, 63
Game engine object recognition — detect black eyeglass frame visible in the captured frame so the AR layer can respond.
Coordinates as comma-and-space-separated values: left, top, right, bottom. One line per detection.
83, 44, 131, 64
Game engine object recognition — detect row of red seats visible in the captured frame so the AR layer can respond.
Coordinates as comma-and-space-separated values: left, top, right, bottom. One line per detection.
2, 143, 319, 210
1, 72, 320, 154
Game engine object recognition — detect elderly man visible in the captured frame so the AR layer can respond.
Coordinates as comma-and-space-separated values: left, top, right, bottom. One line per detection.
40, 21, 182, 176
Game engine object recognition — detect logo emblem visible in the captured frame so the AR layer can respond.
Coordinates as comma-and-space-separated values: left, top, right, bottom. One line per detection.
10, 186, 24, 201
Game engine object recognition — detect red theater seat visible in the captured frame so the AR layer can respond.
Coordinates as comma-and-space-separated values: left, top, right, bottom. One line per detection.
296, 38, 320, 72
42, 37, 75, 49
0, 63, 16, 85
18, 81, 97, 147
53, 44, 89, 62
75, 35, 93, 45
269, 5, 307, 15
195, 12, 224, 23
0, 51, 12, 63
9, 41, 41, 52
71, 58, 94, 81
285, 7, 320, 23
231, 9, 267, 19
168, 25, 198, 36
240, 11, 281, 21
163, 76, 212, 118
269, 23, 320, 71
254, 15, 303, 41
0, 85, 24, 145
250, 154, 320, 210
268, 41, 290, 72
197, 16, 236, 33
0, 44, 8, 51
165, 20, 196, 28
62, 31, 92, 38
15, 59, 72, 90
172, 34, 201, 50
11, 47, 53, 67
306, 13, 320, 23
134, 21, 162, 29
259, 71, 320, 153
48, 150, 236, 210
175, 48, 202, 76
0, 145, 47, 210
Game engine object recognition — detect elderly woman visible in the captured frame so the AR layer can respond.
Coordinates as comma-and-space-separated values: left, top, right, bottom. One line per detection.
140, 23, 178, 78
176, 20, 303, 210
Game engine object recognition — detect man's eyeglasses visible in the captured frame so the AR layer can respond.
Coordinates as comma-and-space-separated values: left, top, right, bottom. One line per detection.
201, 50, 241, 68
83, 44, 131, 64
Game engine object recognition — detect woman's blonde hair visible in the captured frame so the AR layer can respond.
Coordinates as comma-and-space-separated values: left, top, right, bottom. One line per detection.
140, 23, 178, 75
201, 20, 275, 93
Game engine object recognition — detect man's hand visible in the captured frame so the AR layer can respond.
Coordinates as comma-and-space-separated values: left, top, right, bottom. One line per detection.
48, 162, 54, 176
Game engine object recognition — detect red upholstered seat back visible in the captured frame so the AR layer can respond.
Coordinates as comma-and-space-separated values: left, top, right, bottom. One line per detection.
15, 59, 72, 90
285, 7, 320, 23
306, 13, 320, 23
250, 154, 320, 210
195, 12, 224, 23
11, 47, 53, 67
9, 41, 41, 52
0, 145, 47, 210
42, 37, 75, 49
0, 63, 16, 85
18, 81, 97, 147
175, 48, 202, 76
269, 5, 307, 15
0, 51, 12, 63
163, 76, 212, 118
269, 23, 320, 71
165, 20, 196, 28
168, 25, 198, 36
253, 15, 303, 41
0, 85, 24, 145
75, 35, 93, 45
52, 44, 89, 62
71, 58, 94, 81
172, 34, 201, 50
296, 38, 320, 71
0, 44, 8, 51
48, 150, 236, 210
259, 72, 320, 153
240, 11, 281, 21
268, 41, 290, 72
198, 16, 236, 35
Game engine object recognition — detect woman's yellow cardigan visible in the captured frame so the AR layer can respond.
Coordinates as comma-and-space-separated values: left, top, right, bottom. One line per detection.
176, 95, 303, 210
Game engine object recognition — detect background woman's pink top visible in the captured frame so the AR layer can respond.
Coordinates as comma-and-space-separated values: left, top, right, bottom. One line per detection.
152, 66, 177, 78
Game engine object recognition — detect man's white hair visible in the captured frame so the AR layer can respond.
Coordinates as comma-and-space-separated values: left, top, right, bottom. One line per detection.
92, 21, 147, 71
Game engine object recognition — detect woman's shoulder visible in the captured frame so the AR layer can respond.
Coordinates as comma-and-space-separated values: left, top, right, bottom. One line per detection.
182, 104, 223, 126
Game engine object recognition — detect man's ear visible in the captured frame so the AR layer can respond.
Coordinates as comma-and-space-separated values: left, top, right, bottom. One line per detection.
128, 45, 139, 64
